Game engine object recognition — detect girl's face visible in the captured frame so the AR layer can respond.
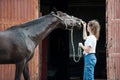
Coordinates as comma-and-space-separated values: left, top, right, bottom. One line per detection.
87, 25, 91, 33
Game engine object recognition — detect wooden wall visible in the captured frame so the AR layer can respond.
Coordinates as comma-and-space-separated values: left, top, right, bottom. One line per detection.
107, 0, 120, 79
0, 0, 39, 80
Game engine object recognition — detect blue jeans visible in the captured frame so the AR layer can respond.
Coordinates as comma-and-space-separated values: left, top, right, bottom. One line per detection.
83, 53, 97, 80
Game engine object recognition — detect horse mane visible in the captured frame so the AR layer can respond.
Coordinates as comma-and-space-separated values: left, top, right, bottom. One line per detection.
6, 13, 54, 30
6, 17, 45, 30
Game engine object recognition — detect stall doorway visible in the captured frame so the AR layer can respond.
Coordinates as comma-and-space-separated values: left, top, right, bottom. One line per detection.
68, 0, 106, 79
40, 0, 106, 79
47, 29, 69, 80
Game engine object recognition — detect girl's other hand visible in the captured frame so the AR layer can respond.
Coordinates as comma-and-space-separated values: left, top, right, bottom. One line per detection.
79, 42, 83, 48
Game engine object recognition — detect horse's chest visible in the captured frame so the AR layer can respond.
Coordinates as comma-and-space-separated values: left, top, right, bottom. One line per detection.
25, 37, 35, 55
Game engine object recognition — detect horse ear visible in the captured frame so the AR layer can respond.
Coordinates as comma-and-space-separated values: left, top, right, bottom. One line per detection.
57, 11, 64, 16
52, 7, 57, 14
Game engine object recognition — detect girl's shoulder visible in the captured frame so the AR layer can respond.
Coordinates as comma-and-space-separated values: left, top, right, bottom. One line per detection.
87, 35, 96, 40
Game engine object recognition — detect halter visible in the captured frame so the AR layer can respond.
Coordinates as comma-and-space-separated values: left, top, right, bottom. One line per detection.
51, 13, 77, 30
52, 12, 83, 62
64, 16, 76, 30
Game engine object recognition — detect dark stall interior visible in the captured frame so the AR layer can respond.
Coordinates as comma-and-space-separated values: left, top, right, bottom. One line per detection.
40, 0, 106, 80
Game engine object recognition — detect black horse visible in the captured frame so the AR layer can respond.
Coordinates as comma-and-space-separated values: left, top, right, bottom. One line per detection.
0, 11, 82, 80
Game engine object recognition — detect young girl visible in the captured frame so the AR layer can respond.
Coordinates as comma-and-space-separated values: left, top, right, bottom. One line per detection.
79, 20, 100, 80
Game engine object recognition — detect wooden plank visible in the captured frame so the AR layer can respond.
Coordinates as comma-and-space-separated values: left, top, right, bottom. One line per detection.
106, 0, 120, 79
0, 0, 39, 80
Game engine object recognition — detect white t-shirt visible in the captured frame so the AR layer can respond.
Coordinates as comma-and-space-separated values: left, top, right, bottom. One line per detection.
83, 35, 97, 55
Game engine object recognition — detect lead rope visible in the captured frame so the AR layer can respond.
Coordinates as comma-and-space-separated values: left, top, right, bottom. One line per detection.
70, 29, 82, 63
61, 16, 83, 62
65, 18, 83, 63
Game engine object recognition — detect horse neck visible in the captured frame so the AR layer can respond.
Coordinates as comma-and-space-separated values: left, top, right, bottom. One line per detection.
23, 14, 61, 46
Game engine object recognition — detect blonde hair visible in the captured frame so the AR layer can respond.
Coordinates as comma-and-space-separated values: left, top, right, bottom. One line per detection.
88, 20, 101, 40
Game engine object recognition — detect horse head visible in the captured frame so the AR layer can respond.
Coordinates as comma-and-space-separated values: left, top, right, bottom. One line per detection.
51, 11, 83, 30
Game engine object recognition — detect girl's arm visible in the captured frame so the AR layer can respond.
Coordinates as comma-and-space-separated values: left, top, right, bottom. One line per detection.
82, 21, 87, 40
79, 43, 91, 53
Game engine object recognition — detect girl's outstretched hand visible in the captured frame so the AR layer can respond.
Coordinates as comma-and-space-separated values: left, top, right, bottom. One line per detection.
81, 21, 87, 27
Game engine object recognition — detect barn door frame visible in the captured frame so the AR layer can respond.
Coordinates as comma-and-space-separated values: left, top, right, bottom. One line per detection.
106, 0, 120, 79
